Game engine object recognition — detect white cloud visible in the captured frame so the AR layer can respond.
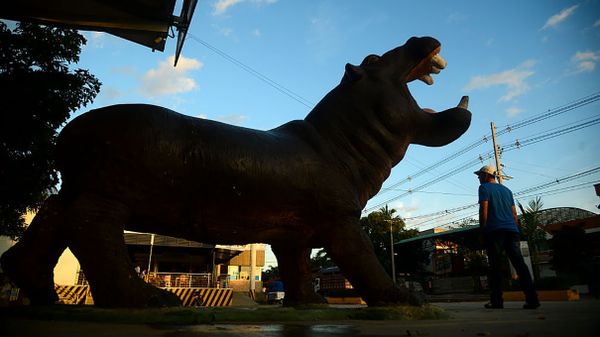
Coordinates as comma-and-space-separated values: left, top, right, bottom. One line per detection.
571, 50, 600, 73
446, 11, 467, 24
217, 114, 248, 125
219, 27, 234, 37
85, 31, 106, 48
252, 28, 261, 37
506, 107, 524, 117
212, 0, 277, 16
99, 86, 124, 101
212, 0, 244, 15
251, 0, 278, 5
594, 18, 600, 27
140, 56, 203, 97
463, 60, 536, 102
541, 5, 579, 30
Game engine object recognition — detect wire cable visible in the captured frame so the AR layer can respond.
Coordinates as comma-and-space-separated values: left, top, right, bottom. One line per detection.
366, 115, 600, 213
375, 92, 600, 198
187, 34, 315, 108
402, 170, 600, 229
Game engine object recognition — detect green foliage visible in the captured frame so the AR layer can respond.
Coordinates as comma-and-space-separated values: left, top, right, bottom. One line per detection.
517, 197, 548, 280
0, 22, 101, 239
458, 245, 488, 275
261, 265, 280, 282
310, 248, 335, 270
360, 206, 426, 276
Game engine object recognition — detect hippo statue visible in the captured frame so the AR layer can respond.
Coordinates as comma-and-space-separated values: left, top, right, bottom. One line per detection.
1, 36, 471, 307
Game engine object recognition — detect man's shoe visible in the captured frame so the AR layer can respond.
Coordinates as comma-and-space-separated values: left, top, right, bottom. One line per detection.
523, 302, 540, 309
484, 302, 503, 309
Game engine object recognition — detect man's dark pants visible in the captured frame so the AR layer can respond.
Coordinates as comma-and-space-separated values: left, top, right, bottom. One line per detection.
485, 230, 538, 305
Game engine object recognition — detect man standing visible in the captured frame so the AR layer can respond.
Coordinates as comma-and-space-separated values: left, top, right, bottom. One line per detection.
475, 165, 540, 309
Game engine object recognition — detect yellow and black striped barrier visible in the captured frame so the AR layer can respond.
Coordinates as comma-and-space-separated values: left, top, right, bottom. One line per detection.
165, 287, 232, 307
51, 285, 232, 307
54, 285, 91, 305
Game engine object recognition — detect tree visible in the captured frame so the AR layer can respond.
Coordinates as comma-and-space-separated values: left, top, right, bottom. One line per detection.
359, 205, 425, 277
262, 266, 280, 282
0, 22, 101, 239
310, 248, 335, 270
517, 197, 548, 280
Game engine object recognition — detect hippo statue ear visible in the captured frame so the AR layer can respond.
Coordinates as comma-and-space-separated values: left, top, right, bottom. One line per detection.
342, 63, 365, 83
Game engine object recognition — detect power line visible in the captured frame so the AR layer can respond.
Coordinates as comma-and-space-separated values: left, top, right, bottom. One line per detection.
366, 114, 600, 213
187, 34, 315, 108
374, 92, 600, 199
517, 180, 600, 200
497, 92, 600, 134
402, 169, 600, 229
514, 166, 600, 196
500, 116, 600, 152
424, 180, 600, 231
378, 187, 475, 197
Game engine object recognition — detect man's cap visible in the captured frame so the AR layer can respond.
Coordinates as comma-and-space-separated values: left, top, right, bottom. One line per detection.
474, 165, 496, 176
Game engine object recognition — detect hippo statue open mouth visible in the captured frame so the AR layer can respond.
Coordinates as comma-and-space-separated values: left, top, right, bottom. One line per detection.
1, 36, 471, 307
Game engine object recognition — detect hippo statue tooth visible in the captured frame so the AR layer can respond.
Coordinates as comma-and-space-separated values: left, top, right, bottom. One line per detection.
458, 95, 469, 109
431, 53, 447, 69
417, 53, 446, 84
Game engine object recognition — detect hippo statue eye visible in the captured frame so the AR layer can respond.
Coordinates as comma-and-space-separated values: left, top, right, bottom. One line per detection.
360, 54, 381, 67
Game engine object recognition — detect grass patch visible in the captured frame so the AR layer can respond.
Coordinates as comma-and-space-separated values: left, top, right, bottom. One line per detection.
1, 304, 447, 324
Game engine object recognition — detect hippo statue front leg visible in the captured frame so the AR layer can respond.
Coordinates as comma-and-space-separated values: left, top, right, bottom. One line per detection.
271, 244, 326, 306
324, 217, 421, 306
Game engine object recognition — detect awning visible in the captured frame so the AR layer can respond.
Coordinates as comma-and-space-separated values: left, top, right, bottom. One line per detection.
0, 0, 197, 65
396, 225, 482, 250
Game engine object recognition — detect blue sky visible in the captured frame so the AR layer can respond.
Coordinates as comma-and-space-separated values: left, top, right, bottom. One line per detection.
74, 1, 599, 266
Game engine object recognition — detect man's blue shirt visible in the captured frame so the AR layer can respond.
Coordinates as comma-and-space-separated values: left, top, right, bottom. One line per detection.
478, 182, 518, 232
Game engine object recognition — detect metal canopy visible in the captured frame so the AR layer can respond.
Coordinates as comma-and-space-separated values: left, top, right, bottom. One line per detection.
0, 0, 197, 65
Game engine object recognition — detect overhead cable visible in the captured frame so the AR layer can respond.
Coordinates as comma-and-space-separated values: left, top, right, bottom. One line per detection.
188, 34, 315, 108
375, 92, 600, 199
366, 116, 600, 213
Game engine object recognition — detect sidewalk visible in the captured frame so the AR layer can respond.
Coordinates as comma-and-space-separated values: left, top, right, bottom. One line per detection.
2, 298, 599, 337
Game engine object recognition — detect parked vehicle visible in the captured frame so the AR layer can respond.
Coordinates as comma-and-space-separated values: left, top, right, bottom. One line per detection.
265, 280, 284, 304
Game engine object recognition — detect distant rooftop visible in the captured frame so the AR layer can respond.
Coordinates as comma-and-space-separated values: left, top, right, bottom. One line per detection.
535, 207, 598, 225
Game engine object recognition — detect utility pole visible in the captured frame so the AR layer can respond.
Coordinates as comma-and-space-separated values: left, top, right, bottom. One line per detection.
249, 243, 256, 293
389, 220, 396, 284
145, 234, 155, 282
490, 121, 504, 184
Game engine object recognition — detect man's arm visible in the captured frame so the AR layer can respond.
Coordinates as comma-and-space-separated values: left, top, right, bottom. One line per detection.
479, 201, 488, 230
512, 205, 519, 228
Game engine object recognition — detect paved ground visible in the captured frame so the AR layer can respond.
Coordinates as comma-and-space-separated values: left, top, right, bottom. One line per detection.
2, 299, 599, 337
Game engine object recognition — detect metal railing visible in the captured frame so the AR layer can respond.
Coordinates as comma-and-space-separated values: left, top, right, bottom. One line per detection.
146, 272, 212, 288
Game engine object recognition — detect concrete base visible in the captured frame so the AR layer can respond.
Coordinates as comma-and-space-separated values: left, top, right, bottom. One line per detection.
504, 289, 580, 301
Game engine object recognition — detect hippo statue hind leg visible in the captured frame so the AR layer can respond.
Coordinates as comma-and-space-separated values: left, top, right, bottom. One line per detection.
1, 195, 68, 305
2, 192, 181, 307
61, 192, 181, 307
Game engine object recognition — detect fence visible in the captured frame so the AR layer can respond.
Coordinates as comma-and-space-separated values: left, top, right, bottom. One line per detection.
146, 272, 212, 288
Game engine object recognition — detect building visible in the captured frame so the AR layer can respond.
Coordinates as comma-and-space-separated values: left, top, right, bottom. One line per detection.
0, 213, 266, 291
396, 207, 600, 294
